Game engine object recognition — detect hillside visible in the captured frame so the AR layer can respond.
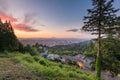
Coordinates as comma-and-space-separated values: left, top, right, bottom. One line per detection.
0, 58, 40, 80
0, 52, 96, 80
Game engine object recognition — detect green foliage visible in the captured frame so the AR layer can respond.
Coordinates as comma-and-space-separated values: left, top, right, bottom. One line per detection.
83, 40, 96, 57
101, 38, 120, 77
24, 45, 39, 56
82, 0, 119, 34
39, 58, 49, 66
49, 41, 90, 56
58, 63, 63, 68
17, 42, 25, 53
0, 20, 39, 55
23, 56, 34, 63
82, 0, 119, 78
34, 56, 40, 62
0, 20, 21, 52
86, 38, 120, 77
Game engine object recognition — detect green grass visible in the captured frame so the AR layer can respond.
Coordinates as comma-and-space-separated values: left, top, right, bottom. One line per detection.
0, 58, 40, 80
0, 52, 97, 80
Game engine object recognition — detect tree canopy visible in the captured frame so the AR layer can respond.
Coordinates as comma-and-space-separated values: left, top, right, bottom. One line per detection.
85, 38, 120, 77
82, 0, 119, 78
0, 19, 21, 52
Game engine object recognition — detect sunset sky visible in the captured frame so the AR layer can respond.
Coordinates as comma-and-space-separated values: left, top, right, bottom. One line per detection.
0, 0, 120, 39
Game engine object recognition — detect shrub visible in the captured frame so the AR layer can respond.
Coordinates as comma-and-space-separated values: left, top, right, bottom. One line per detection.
25, 45, 39, 56
30, 47, 39, 56
39, 59, 48, 66
59, 63, 63, 68
34, 56, 40, 62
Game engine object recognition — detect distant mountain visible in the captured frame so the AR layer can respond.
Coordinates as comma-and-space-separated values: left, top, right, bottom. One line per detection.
19, 38, 89, 47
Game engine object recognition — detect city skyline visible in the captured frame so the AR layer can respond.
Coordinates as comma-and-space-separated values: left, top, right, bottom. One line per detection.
0, 0, 120, 39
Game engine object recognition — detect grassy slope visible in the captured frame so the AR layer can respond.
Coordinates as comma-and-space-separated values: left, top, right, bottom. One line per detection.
0, 58, 41, 80
0, 52, 96, 80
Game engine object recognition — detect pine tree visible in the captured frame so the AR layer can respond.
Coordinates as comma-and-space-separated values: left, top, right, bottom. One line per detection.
0, 18, 20, 51
82, 0, 119, 78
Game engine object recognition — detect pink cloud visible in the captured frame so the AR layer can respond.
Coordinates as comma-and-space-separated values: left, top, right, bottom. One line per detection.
0, 13, 17, 22
0, 0, 40, 32
0, 12, 40, 32
13, 23, 39, 32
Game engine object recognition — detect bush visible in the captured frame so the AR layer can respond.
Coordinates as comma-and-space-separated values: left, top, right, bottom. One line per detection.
30, 47, 39, 56
25, 45, 39, 56
34, 56, 40, 62
59, 63, 63, 68
39, 59, 49, 66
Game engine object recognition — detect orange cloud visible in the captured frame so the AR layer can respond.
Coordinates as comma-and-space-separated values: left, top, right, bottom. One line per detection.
13, 23, 39, 32
0, 0, 40, 38
0, 12, 40, 32
0, 13, 17, 22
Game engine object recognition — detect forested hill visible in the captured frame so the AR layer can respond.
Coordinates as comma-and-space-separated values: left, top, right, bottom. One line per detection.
49, 40, 94, 56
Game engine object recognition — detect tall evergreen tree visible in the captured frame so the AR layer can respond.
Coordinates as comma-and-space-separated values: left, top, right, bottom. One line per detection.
0, 18, 20, 51
82, 0, 119, 78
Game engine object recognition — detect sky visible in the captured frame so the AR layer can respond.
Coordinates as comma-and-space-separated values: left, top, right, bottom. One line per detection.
0, 0, 120, 39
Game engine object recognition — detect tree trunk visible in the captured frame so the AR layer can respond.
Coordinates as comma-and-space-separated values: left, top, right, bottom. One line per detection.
96, 29, 101, 79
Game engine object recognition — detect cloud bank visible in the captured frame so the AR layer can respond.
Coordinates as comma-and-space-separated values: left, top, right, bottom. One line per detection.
0, 0, 40, 32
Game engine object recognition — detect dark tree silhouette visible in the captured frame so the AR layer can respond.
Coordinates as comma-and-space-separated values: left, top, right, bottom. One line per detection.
0, 18, 21, 51
82, 0, 119, 78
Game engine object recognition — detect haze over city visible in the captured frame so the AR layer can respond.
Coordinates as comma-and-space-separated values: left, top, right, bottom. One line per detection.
0, 0, 120, 38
